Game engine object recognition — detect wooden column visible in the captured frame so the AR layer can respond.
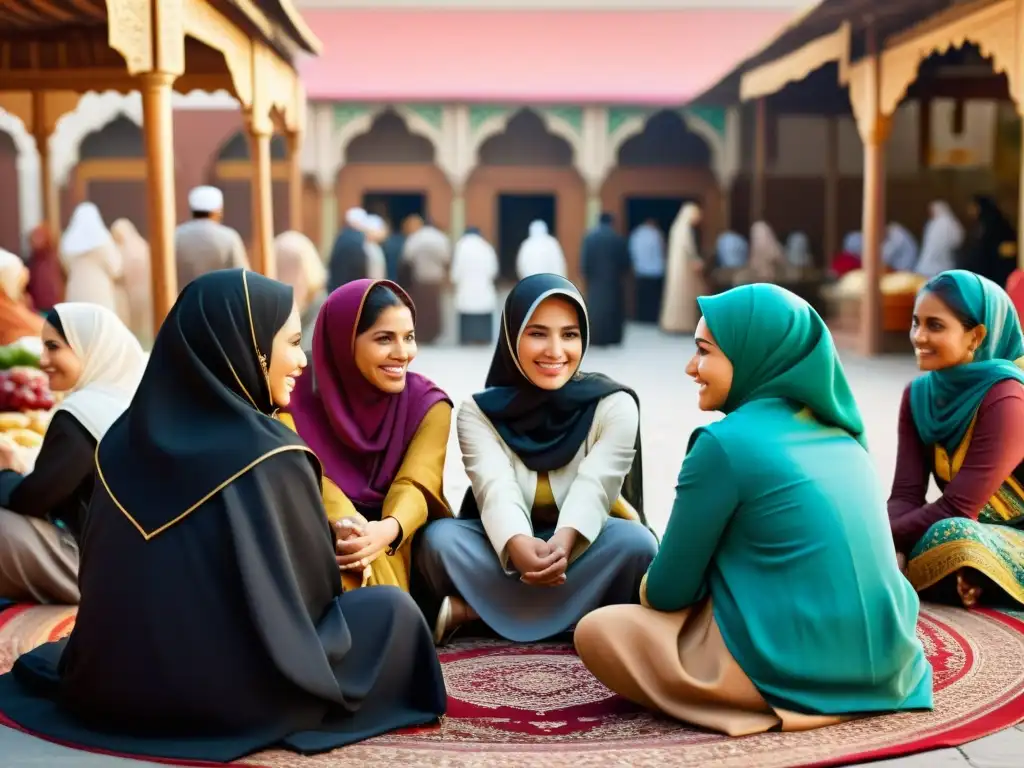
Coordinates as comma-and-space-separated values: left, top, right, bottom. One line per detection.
248, 122, 275, 278
860, 117, 890, 356
285, 130, 303, 233
320, 183, 337, 254
450, 183, 466, 238
139, 72, 178, 330
751, 98, 767, 224
30, 94, 60, 236
856, 26, 890, 358
823, 117, 839, 264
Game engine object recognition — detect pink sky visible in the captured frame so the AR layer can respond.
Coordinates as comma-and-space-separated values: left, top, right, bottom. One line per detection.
298, 9, 794, 104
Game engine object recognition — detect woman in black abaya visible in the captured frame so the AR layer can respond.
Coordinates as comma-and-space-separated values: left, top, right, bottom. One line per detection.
0, 269, 446, 762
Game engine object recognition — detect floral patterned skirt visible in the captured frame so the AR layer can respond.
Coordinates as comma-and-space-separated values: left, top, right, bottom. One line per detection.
908, 517, 1024, 606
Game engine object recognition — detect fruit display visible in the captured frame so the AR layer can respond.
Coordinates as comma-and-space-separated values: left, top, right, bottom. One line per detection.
0, 367, 54, 413
0, 338, 42, 371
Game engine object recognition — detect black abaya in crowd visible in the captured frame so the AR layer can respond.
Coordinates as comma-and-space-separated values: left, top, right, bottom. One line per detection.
0, 269, 447, 762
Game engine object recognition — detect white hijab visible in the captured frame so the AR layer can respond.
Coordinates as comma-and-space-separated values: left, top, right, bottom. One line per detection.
517, 220, 566, 278
61, 202, 122, 276
916, 201, 964, 278
0, 249, 27, 300
52, 302, 147, 440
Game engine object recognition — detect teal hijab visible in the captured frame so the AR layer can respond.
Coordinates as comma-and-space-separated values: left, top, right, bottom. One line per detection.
697, 284, 867, 448
909, 269, 1024, 452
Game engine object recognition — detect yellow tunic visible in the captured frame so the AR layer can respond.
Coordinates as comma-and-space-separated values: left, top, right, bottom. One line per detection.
278, 402, 453, 592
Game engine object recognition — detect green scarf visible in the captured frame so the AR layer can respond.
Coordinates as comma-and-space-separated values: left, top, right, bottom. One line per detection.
697, 284, 867, 448
909, 269, 1024, 452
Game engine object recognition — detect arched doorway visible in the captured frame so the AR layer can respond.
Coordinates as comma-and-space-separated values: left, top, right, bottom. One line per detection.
465, 109, 586, 282
336, 110, 452, 234
209, 132, 290, 249
0, 131, 20, 252
66, 116, 152, 236
602, 110, 721, 252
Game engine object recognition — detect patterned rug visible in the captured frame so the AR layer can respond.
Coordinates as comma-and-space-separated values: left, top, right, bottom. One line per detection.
1, 604, 1023, 768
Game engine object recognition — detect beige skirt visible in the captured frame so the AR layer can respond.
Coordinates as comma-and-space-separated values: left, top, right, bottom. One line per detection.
574, 599, 845, 737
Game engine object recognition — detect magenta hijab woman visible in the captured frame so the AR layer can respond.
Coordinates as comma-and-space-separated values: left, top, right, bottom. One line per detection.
281, 278, 453, 592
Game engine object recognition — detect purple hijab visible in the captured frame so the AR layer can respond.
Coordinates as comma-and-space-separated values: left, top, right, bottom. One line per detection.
287, 279, 450, 510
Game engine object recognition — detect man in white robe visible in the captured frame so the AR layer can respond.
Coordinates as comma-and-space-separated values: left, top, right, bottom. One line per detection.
516, 220, 566, 279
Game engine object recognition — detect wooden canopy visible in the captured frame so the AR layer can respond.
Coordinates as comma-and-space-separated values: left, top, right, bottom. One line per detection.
688, 0, 1024, 356
0, 0, 321, 331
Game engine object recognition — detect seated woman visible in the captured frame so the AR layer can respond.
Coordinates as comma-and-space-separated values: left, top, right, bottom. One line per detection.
281, 279, 452, 592
417, 273, 658, 644
575, 284, 931, 735
890, 270, 1024, 608
0, 248, 44, 345
0, 270, 446, 763
0, 302, 145, 604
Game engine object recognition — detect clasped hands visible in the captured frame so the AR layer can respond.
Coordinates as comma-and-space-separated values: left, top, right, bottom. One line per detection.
334, 514, 401, 572
507, 528, 577, 587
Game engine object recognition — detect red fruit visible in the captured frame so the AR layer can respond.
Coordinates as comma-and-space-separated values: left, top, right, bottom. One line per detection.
8, 369, 29, 386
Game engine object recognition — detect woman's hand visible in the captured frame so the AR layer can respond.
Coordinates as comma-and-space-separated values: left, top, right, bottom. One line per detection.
0, 440, 27, 474
507, 534, 568, 587
335, 517, 401, 571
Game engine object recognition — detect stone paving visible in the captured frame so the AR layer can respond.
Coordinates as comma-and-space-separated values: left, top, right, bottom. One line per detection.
0, 323, 1021, 766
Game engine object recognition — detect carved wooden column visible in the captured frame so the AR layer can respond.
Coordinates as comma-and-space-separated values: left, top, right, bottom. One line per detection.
860, 115, 890, 356
751, 98, 767, 224
248, 119, 275, 278
285, 130, 303, 233
30, 94, 60, 236
140, 72, 178, 329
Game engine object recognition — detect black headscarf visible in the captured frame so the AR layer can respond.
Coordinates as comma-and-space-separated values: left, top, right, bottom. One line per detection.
468, 273, 643, 516
96, 269, 317, 540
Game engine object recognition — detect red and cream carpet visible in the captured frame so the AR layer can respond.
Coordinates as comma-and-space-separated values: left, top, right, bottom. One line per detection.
2, 603, 1024, 768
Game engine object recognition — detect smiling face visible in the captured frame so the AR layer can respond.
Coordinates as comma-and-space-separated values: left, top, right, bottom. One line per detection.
686, 317, 734, 411
268, 303, 306, 407
39, 321, 82, 393
911, 290, 986, 372
353, 303, 417, 394
516, 297, 583, 390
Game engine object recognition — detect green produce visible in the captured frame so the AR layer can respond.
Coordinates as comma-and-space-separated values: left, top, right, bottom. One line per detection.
0, 341, 41, 371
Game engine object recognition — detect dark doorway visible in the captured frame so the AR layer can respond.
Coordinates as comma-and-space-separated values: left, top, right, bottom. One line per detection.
362, 191, 426, 231
497, 193, 556, 280
625, 196, 699, 245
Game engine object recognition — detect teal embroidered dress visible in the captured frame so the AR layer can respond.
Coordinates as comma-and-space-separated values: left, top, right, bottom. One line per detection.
889, 270, 1024, 604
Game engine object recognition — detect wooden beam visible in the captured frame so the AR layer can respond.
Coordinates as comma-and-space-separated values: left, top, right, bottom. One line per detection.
740, 22, 850, 102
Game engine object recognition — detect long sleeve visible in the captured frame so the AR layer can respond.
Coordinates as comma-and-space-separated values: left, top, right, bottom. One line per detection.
890, 380, 1024, 552
0, 411, 95, 520
887, 386, 931, 523
556, 391, 639, 562
644, 430, 739, 613
382, 402, 452, 550
457, 399, 533, 569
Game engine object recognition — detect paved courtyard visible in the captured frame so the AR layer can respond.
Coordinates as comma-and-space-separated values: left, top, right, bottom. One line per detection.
0, 324, 1021, 766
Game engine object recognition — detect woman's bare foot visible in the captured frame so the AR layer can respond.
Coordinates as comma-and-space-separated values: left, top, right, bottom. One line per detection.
956, 569, 983, 608
434, 596, 479, 645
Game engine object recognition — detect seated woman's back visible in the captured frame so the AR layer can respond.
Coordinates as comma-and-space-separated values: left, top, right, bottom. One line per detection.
697, 397, 924, 708
576, 283, 929, 737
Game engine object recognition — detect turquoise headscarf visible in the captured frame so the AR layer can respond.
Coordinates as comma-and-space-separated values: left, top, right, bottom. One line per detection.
697, 284, 867, 448
909, 269, 1024, 452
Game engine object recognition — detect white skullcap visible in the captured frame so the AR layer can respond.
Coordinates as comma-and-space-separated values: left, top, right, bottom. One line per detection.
61, 202, 114, 260
365, 214, 386, 234
529, 220, 548, 237
346, 207, 368, 228
188, 185, 224, 213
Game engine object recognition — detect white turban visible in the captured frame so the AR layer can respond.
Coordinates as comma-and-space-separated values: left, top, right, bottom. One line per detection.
529, 220, 549, 238
61, 202, 114, 260
346, 207, 368, 228
188, 185, 224, 214
365, 214, 387, 235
